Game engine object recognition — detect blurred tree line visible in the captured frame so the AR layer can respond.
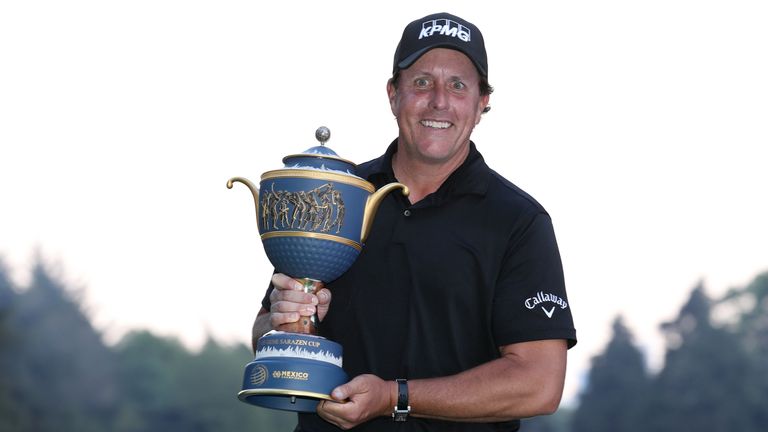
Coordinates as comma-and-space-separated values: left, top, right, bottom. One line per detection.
526, 270, 768, 432
0, 260, 294, 431
1, 258, 766, 431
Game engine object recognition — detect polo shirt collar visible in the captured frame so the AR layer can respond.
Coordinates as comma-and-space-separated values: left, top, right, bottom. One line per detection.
364, 139, 491, 202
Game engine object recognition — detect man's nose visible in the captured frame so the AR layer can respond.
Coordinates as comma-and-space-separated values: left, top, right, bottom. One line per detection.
429, 86, 449, 110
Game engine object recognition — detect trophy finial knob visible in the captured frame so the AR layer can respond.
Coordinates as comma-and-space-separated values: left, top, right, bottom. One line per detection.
315, 126, 331, 146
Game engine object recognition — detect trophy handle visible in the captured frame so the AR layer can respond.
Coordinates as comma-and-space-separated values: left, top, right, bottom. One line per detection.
361, 182, 409, 243
227, 177, 260, 228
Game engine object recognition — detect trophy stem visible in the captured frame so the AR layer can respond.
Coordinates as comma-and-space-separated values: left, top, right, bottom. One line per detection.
277, 278, 324, 335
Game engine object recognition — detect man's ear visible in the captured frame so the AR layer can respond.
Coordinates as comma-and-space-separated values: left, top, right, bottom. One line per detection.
387, 79, 398, 116
475, 94, 490, 125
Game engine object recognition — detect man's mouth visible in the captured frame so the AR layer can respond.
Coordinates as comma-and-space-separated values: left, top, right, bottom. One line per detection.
420, 120, 452, 129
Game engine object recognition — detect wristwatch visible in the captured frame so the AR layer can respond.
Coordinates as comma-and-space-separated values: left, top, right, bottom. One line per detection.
392, 379, 410, 422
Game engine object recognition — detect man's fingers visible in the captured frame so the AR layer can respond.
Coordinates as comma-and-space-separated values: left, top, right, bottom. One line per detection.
317, 288, 332, 305
270, 273, 318, 305
272, 288, 318, 305
271, 300, 316, 316
268, 273, 324, 328
271, 273, 303, 291
269, 312, 300, 328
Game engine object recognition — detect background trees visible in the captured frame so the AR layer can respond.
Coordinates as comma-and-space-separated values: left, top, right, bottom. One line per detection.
569, 316, 648, 432
0, 260, 294, 432
569, 275, 768, 432
527, 271, 768, 432
1, 258, 766, 431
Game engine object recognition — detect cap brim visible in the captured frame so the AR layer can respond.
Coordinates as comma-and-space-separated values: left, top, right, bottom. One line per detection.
396, 44, 487, 77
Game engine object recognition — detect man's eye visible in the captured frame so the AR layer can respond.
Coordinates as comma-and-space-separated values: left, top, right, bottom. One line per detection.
415, 78, 429, 87
451, 81, 466, 90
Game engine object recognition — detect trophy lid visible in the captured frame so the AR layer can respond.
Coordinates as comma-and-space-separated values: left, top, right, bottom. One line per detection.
282, 126, 358, 175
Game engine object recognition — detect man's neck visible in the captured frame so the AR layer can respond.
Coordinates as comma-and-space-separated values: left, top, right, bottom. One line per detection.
391, 145, 469, 204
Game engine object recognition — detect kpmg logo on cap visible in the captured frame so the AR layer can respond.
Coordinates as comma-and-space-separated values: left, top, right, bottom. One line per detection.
419, 18, 471, 42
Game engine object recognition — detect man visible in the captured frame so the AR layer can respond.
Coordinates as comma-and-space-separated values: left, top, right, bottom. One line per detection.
253, 12, 576, 431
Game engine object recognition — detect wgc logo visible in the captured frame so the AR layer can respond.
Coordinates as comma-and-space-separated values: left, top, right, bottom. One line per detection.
249, 364, 268, 386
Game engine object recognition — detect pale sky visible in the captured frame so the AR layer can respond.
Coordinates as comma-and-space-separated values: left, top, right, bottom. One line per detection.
2, 1, 767, 406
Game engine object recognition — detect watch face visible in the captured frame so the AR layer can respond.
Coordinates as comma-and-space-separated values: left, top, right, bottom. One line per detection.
393, 410, 409, 422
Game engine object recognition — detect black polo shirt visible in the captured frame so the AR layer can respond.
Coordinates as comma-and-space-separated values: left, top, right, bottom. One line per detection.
264, 140, 576, 431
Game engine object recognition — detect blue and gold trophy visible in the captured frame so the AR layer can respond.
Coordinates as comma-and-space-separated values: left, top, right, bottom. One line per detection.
227, 126, 408, 412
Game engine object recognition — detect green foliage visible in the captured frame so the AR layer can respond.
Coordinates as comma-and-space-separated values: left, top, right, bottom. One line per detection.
0, 258, 296, 432
0, 260, 22, 429
3, 256, 768, 432
572, 275, 768, 432
570, 316, 648, 432
644, 284, 760, 431
720, 271, 768, 355
112, 331, 296, 431
0, 261, 117, 432
522, 408, 572, 432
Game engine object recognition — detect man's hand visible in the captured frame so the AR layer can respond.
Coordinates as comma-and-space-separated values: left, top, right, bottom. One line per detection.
252, 273, 332, 347
317, 374, 394, 430
267, 273, 332, 329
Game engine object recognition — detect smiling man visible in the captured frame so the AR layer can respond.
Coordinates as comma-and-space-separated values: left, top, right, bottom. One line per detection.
388, 47, 488, 203
253, 12, 577, 431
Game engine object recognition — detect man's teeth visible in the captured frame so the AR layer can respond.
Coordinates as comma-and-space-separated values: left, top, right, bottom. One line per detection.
421, 120, 451, 129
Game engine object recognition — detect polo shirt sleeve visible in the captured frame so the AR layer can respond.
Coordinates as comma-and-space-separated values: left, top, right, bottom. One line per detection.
492, 213, 577, 348
261, 279, 275, 311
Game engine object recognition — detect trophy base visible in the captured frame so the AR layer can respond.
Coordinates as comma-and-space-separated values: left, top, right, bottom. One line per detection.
238, 332, 348, 413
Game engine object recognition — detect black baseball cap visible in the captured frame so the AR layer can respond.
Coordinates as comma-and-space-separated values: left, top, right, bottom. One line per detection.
393, 12, 488, 78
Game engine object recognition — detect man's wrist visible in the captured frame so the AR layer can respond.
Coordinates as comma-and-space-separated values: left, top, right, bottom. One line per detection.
387, 380, 398, 416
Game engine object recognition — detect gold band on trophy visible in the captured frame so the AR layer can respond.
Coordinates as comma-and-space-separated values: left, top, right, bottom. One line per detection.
261, 231, 362, 251
262, 169, 375, 193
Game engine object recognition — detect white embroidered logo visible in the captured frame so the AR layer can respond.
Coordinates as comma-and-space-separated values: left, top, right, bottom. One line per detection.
419, 19, 471, 42
524, 292, 568, 319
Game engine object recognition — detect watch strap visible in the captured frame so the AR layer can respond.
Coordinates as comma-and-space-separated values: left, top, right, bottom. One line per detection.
393, 379, 410, 421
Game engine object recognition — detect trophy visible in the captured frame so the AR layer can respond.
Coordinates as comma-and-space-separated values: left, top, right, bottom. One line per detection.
227, 126, 408, 412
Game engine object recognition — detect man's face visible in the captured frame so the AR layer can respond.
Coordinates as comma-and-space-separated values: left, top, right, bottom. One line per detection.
388, 48, 489, 167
